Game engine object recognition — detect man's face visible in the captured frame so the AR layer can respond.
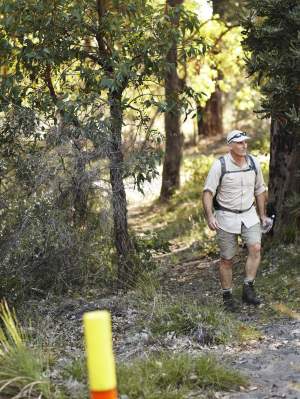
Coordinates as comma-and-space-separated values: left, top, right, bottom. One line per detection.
229, 140, 248, 156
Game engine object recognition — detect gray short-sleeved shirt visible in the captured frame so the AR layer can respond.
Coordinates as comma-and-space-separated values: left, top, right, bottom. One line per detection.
203, 153, 266, 234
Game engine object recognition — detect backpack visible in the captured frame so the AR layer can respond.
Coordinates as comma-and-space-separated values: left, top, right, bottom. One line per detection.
213, 154, 258, 213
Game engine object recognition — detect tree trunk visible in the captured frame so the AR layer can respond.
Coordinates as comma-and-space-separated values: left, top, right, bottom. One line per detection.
72, 141, 88, 227
197, 0, 226, 138
197, 82, 223, 137
268, 118, 300, 240
160, 0, 184, 201
198, 0, 224, 138
108, 91, 135, 284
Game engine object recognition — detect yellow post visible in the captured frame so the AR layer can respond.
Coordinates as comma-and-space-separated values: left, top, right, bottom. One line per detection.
83, 310, 118, 399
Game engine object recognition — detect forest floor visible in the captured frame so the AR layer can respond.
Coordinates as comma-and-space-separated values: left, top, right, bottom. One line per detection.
19, 135, 300, 399
26, 225, 300, 398
126, 134, 300, 398
127, 202, 300, 399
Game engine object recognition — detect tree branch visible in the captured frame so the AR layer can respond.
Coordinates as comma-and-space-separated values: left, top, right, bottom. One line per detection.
44, 64, 58, 104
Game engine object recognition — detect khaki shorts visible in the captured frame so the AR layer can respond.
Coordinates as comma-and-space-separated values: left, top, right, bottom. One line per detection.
216, 223, 261, 260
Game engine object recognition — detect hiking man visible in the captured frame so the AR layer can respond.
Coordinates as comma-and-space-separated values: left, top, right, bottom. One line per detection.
202, 130, 267, 311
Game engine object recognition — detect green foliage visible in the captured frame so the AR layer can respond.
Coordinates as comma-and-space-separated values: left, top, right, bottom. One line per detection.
180, 155, 215, 202
118, 352, 248, 398
134, 231, 171, 255
0, 0, 208, 292
242, 0, 300, 128
248, 130, 270, 155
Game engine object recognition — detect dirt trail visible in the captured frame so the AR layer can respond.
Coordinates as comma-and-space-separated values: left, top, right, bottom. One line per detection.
31, 255, 300, 398
127, 200, 300, 399
226, 318, 300, 399
159, 253, 300, 399
126, 139, 300, 398
161, 256, 300, 399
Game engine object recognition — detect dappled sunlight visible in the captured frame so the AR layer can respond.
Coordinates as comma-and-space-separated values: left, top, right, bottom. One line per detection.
0, 0, 299, 397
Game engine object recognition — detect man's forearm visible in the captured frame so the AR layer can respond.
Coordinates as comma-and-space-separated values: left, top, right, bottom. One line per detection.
255, 191, 266, 219
202, 191, 214, 220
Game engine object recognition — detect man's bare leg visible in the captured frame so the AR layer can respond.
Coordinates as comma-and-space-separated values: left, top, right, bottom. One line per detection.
219, 258, 239, 311
219, 258, 233, 289
245, 243, 261, 280
243, 243, 261, 305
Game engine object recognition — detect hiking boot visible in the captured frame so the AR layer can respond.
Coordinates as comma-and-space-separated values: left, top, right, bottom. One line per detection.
223, 291, 239, 312
242, 282, 261, 306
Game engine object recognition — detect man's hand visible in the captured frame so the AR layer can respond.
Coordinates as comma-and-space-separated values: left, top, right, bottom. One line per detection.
207, 215, 219, 231
260, 215, 268, 225
260, 215, 273, 233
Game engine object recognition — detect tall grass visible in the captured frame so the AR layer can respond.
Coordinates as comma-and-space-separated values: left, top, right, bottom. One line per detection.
0, 301, 51, 398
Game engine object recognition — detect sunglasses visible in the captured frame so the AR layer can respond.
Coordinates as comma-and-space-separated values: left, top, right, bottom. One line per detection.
227, 132, 248, 144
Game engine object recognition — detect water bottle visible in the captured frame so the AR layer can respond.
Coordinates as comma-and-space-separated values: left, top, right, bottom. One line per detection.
261, 215, 275, 234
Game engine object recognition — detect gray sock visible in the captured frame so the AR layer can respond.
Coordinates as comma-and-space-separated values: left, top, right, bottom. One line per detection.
222, 288, 232, 294
244, 277, 254, 285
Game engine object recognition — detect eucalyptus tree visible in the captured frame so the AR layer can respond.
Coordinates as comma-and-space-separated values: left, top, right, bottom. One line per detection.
159, 0, 184, 201
160, 0, 205, 201
0, 0, 178, 284
243, 0, 300, 239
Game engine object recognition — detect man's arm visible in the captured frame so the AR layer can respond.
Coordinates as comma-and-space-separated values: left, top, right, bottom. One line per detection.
255, 191, 267, 223
202, 190, 219, 231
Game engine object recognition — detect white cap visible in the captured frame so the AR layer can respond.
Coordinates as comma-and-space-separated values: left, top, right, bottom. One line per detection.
227, 130, 251, 144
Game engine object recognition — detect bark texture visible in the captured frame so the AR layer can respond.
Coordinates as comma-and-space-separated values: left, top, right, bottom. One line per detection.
95, 0, 135, 285
160, 0, 184, 201
109, 91, 134, 283
268, 118, 300, 239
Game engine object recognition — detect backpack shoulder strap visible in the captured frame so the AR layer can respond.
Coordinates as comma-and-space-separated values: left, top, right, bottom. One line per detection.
213, 156, 226, 208
247, 154, 258, 175
218, 156, 226, 186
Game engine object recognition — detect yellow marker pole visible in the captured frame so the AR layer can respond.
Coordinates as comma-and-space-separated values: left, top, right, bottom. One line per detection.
83, 310, 118, 399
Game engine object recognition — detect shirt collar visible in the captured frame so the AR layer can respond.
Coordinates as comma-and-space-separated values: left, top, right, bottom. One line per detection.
228, 152, 248, 167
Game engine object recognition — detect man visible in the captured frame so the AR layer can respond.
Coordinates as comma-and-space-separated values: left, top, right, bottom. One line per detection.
202, 130, 268, 312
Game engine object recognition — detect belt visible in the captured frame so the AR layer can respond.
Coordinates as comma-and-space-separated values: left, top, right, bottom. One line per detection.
215, 203, 254, 214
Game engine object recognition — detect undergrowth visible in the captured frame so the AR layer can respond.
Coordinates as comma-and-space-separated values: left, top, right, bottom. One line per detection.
257, 244, 300, 318
61, 352, 248, 399
118, 352, 248, 399
139, 295, 262, 345
0, 301, 51, 399
145, 155, 219, 253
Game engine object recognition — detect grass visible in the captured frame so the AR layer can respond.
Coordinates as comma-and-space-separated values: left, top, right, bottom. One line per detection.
140, 295, 262, 345
61, 357, 87, 383
228, 243, 300, 323
118, 352, 248, 399
133, 269, 163, 301
0, 301, 51, 399
55, 351, 248, 399
133, 155, 220, 252
256, 244, 300, 319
